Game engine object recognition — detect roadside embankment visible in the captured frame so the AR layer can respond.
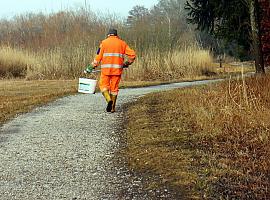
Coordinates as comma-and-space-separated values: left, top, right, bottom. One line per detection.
124, 73, 270, 199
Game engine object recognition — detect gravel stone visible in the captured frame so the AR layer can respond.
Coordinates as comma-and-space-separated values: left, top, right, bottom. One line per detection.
0, 80, 219, 200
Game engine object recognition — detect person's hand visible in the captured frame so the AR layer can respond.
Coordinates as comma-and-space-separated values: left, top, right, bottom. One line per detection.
91, 62, 98, 68
124, 61, 131, 65
84, 65, 94, 74
123, 61, 131, 68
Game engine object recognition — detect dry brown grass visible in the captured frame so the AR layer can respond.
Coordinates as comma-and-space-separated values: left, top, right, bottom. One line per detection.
0, 45, 96, 79
26, 46, 96, 79
127, 46, 215, 81
1, 45, 216, 80
1, 44, 256, 82
125, 73, 270, 199
0, 46, 36, 78
0, 80, 77, 124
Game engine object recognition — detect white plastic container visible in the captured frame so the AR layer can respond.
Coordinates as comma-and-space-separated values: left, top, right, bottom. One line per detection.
78, 78, 97, 94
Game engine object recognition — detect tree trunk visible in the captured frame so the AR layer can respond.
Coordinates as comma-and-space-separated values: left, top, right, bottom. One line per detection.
249, 0, 265, 73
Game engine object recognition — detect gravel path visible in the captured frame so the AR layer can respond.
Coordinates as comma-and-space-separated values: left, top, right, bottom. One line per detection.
0, 79, 219, 200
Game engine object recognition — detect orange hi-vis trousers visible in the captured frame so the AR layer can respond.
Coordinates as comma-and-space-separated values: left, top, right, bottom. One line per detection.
99, 73, 121, 95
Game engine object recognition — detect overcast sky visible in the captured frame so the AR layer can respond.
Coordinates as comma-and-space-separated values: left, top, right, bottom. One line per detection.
0, 0, 158, 19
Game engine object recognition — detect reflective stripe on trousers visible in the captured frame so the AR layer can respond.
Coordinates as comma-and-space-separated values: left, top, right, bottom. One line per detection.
101, 64, 123, 69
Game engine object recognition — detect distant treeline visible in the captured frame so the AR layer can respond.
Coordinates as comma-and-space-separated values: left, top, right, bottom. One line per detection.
0, 1, 199, 51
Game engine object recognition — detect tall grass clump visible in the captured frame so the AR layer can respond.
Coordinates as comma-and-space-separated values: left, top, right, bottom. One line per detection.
0, 45, 96, 80
201, 74, 270, 199
125, 73, 270, 198
27, 45, 96, 79
125, 45, 214, 81
173, 73, 270, 198
0, 46, 36, 78
26, 42, 214, 80
1, 43, 214, 80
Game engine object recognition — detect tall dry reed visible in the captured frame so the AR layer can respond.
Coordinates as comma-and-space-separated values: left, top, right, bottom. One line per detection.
0, 46, 36, 78
27, 45, 96, 79
126, 45, 214, 81
1, 44, 214, 80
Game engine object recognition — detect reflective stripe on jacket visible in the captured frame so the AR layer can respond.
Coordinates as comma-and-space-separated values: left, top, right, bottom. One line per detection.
94, 36, 136, 75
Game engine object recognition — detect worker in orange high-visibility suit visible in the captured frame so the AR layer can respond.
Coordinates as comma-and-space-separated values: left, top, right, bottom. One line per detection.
92, 29, 136, 113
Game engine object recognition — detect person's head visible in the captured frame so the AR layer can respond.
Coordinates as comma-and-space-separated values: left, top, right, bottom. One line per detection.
107, 28, 118, 36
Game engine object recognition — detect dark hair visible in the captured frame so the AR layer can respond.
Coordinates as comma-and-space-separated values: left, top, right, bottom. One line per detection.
108, 28, 117, 36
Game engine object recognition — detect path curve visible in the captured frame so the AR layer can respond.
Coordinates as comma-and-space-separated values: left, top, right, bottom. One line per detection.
0, 79, 220, 200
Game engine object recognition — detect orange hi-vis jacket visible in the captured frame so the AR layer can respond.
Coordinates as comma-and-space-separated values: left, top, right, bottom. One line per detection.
94, 36, 136, 75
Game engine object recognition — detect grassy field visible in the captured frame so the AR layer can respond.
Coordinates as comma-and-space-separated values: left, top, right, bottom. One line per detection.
124, 73, 270, 199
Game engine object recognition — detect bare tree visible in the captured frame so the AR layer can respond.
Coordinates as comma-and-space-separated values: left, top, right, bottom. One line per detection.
249, 0, 265, 73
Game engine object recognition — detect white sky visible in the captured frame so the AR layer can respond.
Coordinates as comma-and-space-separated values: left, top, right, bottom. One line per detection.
0, 0, 158, 19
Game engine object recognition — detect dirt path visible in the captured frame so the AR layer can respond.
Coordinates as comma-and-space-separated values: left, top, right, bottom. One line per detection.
0, 79, 220, 200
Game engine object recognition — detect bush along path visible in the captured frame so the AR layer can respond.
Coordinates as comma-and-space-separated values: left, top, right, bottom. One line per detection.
0, 79, 220, 200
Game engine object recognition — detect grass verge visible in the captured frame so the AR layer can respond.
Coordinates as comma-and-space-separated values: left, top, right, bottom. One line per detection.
0, 80, 78, 124
124, 73, 270, 199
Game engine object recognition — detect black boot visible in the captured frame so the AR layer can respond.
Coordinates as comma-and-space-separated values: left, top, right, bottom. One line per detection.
102, 91, 113, 112
110, 95, 117, 113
